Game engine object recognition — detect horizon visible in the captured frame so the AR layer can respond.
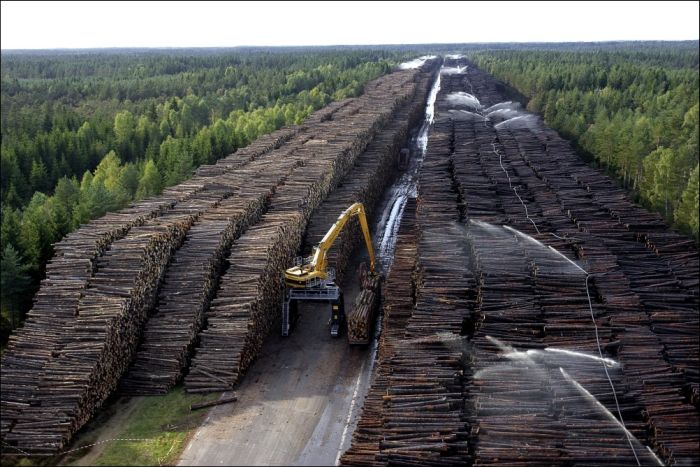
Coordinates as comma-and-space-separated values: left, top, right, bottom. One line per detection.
2, 39, 698, 53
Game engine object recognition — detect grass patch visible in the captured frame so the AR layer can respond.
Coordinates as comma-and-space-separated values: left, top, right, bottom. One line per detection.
2, 386, 220, 467
2, 386, 220, 466
91, 386, 219, 466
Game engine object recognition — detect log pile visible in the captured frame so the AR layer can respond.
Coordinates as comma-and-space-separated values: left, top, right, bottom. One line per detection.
183, 64, 439, 393
0, 179, 232, 445
119, 186, 271, 395
365, 222, 474, 465
344, 64, 475, 465
0, 141, 294, 434
463, 62, 696, 465
379, 198, 420, 350
342, 57, 698, 466
2, 214, 192, 454
185, 212, 306, 393
0, 190, 201, 438
117, 150, 319, 395
302, 70, 434, 284
194, 125, 303, 178
341, 198, 420, 466
4, 56, 696, 462
369, 100, 475, 464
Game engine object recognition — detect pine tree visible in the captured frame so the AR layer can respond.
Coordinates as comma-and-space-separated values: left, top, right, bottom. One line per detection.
0, 244, 31, 328
136, 160, 162, 199
674, 164, 699, 238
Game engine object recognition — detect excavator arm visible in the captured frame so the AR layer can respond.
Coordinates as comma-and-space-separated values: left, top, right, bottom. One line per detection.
282, 202, 382, 340
314, 203, 375, 275
285, 202, 376, 288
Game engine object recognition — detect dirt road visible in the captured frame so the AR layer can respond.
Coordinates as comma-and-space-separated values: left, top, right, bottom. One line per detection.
178, 295, 374, 466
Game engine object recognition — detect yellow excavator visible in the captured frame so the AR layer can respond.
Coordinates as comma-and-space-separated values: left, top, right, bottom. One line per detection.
282, 202, 378, 338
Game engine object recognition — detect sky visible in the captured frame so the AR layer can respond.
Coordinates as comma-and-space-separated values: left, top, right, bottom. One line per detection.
1, 1, 698, 49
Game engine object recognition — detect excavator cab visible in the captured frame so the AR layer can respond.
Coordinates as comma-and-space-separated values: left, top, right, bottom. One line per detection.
284, 248, 328, 289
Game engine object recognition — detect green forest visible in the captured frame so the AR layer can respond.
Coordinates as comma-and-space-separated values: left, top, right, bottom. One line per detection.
0, 48, 403, 338
469, 44, 699, 238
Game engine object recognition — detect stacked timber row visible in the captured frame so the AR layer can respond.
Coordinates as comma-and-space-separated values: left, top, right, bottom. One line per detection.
0, 63, 437, 455
185, 211, 306, 392
488, 134, 699, 462
468, 133, 644, 463
1, 186, 239, 454
118, 186, 270, 394
0, 120, 299, 441
342, 63, 475, 466
118, 117, 349, 395
460, 59, 696, 465
463, 56, 699, 461
183, 61, 440, 394
378, 197, 420, 352
341, 198, 420, 466
302, 68, 435, 285
465, 60, 697, 465
343, 57, 698, 465
367, 112, 473, 465
0, 194, 191, 438
193, 125, 304, 177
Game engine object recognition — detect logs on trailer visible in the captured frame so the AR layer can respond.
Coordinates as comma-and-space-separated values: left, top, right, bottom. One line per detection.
342, 57, 698, 466
347, 274, 382, 344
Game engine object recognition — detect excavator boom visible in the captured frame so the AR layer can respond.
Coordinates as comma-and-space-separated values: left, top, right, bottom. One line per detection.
285, 202, 375, 288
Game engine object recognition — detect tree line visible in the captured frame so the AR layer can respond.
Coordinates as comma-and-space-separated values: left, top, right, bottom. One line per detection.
468, 44, 699, 240
0, 48, 399, 340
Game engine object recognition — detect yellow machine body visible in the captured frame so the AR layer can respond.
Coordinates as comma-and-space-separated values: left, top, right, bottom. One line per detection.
284, 202, 376, 289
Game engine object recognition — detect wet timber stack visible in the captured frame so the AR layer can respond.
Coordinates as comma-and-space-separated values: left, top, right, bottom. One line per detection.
341, 57, 698, 466
0, 61, 440, 455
